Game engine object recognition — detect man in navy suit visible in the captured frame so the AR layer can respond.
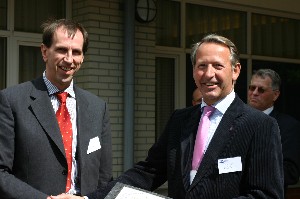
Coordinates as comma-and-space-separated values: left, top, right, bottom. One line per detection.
248, 68, 300, 197
53, 34, 284, 199
0, 19, 112, 199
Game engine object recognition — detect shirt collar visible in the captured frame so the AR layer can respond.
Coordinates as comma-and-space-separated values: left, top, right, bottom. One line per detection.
263, 106, 274, 115
201, 90, 235, 114
43, 71, 75, 98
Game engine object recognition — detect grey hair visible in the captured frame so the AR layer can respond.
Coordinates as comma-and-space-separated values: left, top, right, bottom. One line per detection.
190, 34, 240, 69
252, 69, 281, 90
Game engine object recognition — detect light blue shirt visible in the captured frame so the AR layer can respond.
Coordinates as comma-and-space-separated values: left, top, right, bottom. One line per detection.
190, 90, 236, 183
200, 90, 235, 154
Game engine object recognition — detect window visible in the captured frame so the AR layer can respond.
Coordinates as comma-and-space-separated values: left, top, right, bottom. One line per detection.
156, 0, 180, 47
0, 38, 6, 89
185, 4, 247, 53
0, 0, 67, 88
0, 0, 7, 30
252, 14, 300, 59
19, 46, 44, 83
14, 0, 65, 33
155, 57, 175, 139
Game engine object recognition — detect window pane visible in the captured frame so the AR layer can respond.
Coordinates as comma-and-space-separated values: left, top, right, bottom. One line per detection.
252, 14, 300, 59
0, 37, 6, 89
19, 46, 44, 83
156, 57, 175, 139
15, 0, 65, 33
186, 54, 196, 107
156, 0, 180, 47
252, 60, 300, 121
235, 59, 247, 103
0, 0, 7, 29
186, 4, 247, 53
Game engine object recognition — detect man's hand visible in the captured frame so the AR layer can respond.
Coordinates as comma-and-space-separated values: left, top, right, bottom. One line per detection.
50, 193, 84, 199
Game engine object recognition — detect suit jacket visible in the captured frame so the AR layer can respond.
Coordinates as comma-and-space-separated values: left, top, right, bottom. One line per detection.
269, 109, 300, 189
0, 76, 112, 199
88, 95, 283, 199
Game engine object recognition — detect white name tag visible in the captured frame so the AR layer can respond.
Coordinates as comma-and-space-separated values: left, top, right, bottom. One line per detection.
218, 156, 242, 174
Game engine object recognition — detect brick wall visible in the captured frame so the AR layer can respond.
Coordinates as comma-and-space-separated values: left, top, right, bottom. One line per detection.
134, 23, 156, 162
72, 0, 157, 178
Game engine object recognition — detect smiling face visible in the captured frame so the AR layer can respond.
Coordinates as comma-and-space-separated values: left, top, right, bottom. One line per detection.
193, 42, 240, 105
41, 26, 84, 90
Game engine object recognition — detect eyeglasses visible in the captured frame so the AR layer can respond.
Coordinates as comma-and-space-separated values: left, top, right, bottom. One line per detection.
248, 85, 272, 94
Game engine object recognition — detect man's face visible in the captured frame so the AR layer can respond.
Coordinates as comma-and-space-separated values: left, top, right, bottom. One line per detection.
193, 42, 240, 105
41, 26, 84, 90
248, 75, 280, 111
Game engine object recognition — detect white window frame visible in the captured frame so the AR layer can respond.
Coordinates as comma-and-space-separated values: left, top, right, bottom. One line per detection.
155, 48, 186, 109
2, 0, 71, 87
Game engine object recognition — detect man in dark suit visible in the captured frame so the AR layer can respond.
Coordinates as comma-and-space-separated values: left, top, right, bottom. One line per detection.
0, 19, 112, 198
52, 34, 284, 199
248, 68, 300, 197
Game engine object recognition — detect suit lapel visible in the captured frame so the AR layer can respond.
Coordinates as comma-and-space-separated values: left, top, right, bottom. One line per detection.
181, 106, 201, 191
189, 96, 244, 190
29, 77, 65, 156
269, 109, 279, 119
74, 88, 91, 173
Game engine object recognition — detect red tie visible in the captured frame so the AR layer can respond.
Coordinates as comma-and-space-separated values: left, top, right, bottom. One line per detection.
56, 92, 73, 192
192, 106, 215, 170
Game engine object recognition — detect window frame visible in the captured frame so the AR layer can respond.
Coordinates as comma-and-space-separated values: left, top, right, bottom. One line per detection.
1, 0, 71, 88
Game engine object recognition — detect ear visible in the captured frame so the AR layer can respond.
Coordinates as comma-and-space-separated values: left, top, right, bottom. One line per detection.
232, 62, 241, 81
273, 90, 280, 102
41, 44, 48, 62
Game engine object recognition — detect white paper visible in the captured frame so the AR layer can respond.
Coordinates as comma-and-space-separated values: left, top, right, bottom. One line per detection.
115, 186, 165, 199
218, 156, 242, 174
87, 136, 101, 154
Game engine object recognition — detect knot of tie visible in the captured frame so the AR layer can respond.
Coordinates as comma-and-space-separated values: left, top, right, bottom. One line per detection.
56, 92, 68, 104
203, 106, 215, 117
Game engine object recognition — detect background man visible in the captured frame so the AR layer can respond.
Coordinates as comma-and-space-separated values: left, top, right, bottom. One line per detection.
248, 68, 300, 197
0, 19, 112, 199
192, 88, 203, 106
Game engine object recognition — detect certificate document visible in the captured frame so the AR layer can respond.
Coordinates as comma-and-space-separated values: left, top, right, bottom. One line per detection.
105, 182, 172, 199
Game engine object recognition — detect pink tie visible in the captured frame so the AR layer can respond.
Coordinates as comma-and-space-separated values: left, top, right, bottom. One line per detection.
192, 106, 215, 170
56, 92, 73, 192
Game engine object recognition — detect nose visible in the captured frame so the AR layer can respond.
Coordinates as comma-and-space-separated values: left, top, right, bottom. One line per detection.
64, 51, 73, 63
251, 87, 260, 95
204, 64, 215, 77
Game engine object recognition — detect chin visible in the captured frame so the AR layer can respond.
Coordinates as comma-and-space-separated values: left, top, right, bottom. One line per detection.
61, 75, 73, 82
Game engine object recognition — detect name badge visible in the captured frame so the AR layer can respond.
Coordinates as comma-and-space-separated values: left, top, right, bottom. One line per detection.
218, 156, 242, 174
